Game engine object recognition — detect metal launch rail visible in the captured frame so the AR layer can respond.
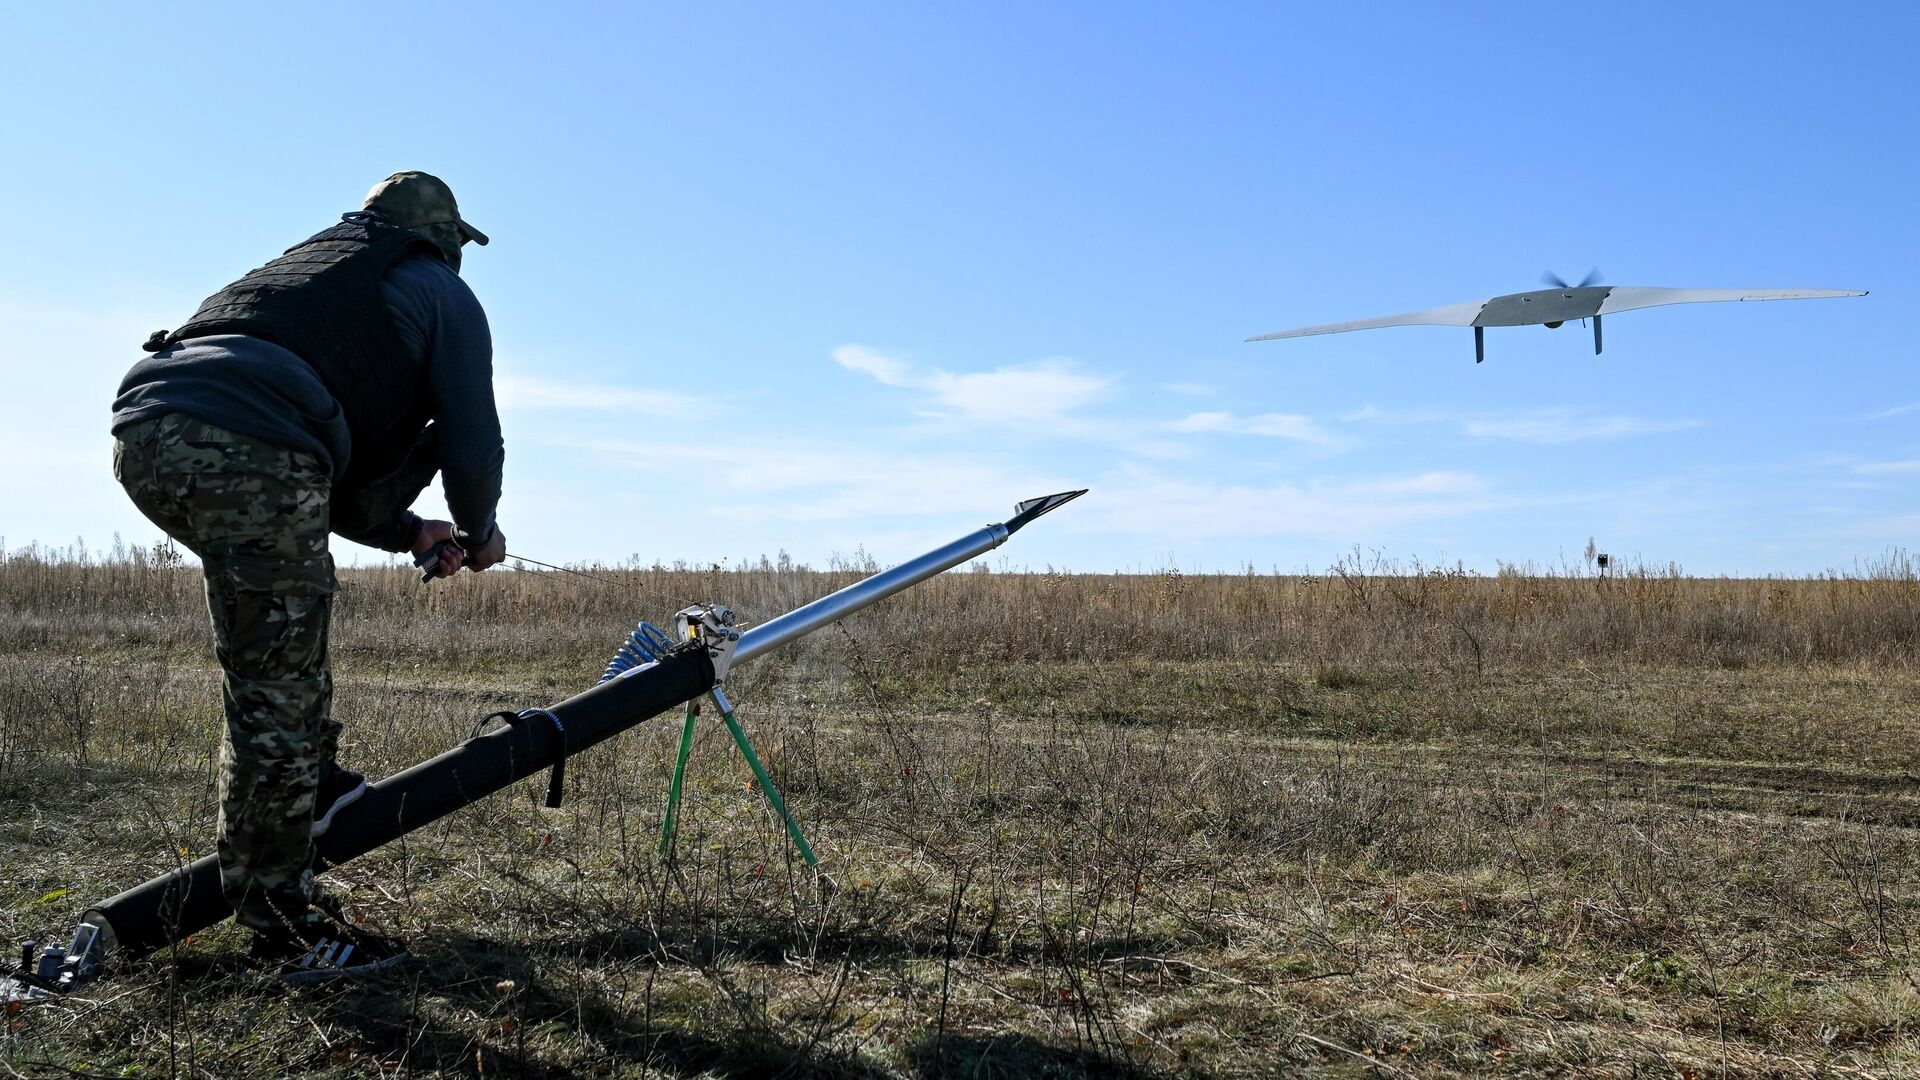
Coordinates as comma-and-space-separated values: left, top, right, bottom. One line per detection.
2, 490, 1086, 1003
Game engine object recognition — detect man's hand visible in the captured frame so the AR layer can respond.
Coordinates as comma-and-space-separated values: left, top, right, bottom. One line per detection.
411, 519, 466, 581
469, 528, 507, 572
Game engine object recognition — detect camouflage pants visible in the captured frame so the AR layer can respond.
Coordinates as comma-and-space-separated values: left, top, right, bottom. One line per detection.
113, 414, 338, 933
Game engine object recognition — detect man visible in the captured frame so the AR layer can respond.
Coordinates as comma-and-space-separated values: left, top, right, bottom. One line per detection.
110, 172, 507, 979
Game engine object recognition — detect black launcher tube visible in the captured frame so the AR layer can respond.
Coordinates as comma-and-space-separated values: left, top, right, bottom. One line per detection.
87, 646, 715, 955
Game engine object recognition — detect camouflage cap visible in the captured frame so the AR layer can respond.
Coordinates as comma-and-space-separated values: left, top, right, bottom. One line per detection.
362, 171, 489, 246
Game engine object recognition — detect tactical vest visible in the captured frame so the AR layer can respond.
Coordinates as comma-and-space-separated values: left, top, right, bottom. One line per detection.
148, 213, 446, 486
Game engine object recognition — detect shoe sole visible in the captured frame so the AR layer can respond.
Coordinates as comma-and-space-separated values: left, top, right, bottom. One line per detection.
311, 780, 368, 837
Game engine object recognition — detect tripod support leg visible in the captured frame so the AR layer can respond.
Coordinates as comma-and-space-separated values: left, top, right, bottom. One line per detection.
658, 701, 699, 859
711, 687, 819, 867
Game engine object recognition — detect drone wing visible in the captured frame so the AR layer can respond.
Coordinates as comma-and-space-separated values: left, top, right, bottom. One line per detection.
1596, 287, 1865, 315
1245, 299, 1488, 342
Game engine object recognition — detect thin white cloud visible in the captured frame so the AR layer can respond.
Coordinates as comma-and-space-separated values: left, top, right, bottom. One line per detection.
1345, 405, 1704, 445
830, 344, 1354, 459
832, 345, 1114, 423
563, 435, 1070, 525
831, 345, 913, 387
1869, 402, 1920, 420
1347, 472, 1484, 497
1128, 439, 1199, 461
494, 374, 697, 413
1855, 460, 1920, 475
1167, 410, 1334, 443
1338, 404, 1469, 427
1160, 382, 1215, 396
1085, 468, 1497, 540
925, 364, 1112, 422
1463, 410, 1701, 444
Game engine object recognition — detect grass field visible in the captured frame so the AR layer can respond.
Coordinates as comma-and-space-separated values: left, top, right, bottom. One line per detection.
2, 544, 1917, 1077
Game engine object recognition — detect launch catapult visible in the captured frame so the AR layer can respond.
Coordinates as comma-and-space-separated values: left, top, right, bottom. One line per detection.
2, 490, 1086, 1003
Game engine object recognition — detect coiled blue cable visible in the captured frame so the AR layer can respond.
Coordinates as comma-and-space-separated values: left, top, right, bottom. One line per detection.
599, 621, 675, 683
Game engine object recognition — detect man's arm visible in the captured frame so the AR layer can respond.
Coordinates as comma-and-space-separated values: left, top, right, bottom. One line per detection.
382, 256, 505, 552
330, 423, 439, 551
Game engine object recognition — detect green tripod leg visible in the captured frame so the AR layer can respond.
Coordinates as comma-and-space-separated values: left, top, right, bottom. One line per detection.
711, 686, 819, 867
658, 701, 699, 859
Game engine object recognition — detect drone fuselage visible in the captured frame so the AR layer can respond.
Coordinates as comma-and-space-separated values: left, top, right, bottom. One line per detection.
1473, 286, 1610, 327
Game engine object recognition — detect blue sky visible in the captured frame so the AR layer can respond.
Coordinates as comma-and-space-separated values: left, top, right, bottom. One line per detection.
2, 2, 1912, 575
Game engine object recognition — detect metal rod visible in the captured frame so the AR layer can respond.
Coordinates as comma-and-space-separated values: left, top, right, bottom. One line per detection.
711, 687, 818, 866
733, 525, 1008, 666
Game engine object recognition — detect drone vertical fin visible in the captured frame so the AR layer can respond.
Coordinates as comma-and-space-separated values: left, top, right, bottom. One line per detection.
1593, 315, 1603, 355
1474, 326, 1484, 363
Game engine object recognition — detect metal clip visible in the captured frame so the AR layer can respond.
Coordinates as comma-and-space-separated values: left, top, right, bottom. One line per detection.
674, 605, 741, 684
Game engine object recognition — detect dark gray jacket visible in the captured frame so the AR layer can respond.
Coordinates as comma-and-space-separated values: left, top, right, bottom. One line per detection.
112, 254, 503, 552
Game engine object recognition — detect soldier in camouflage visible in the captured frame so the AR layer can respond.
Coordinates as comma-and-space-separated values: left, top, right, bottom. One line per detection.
113, 415, 343, 936
111, 173, 508, 978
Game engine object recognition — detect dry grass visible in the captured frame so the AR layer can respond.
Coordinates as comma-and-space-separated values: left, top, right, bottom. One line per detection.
2, 543, 1918, 1077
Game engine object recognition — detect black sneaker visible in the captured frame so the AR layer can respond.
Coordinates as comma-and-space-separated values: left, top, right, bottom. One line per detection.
312, 762, 368, 837
249, 919, 409, 984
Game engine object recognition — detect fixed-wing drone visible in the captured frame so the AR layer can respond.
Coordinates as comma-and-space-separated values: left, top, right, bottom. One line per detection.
1247, 271, 1866, 362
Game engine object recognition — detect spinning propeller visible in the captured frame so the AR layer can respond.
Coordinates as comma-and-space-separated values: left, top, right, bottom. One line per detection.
1542, 268, 1604, 290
